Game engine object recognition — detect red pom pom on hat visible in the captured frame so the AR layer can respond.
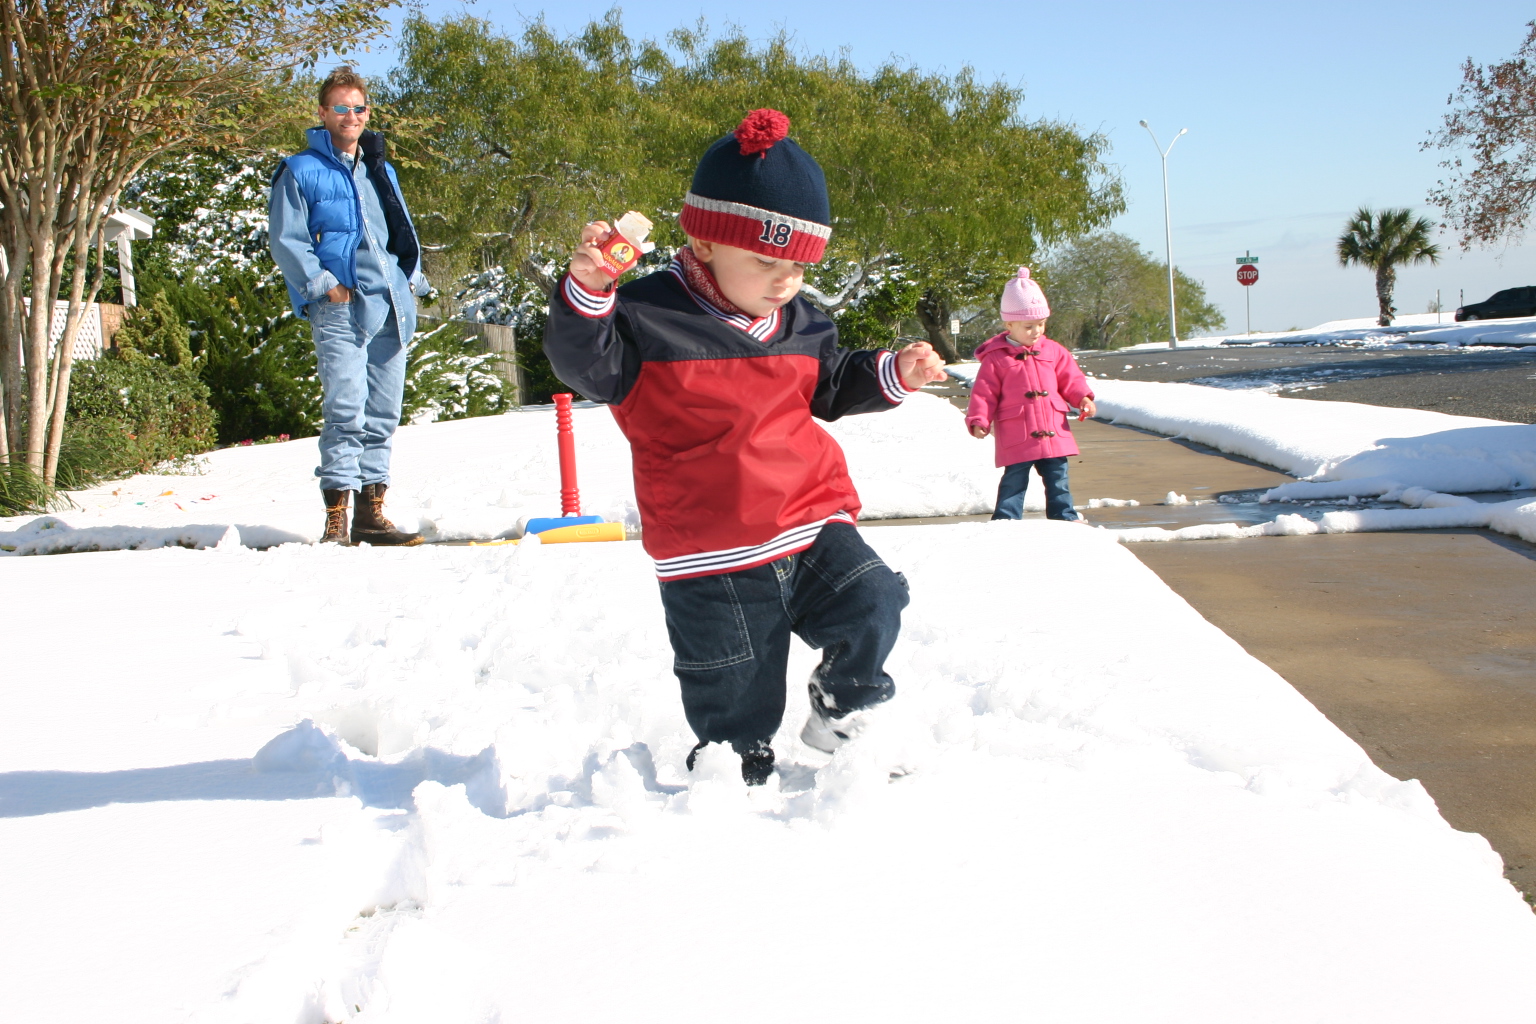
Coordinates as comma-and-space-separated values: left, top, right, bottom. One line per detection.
734, 108, 791, 158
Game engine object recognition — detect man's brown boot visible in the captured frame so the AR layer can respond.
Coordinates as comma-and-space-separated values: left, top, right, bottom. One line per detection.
321, 489, 353, 545
352, 482, 423, 546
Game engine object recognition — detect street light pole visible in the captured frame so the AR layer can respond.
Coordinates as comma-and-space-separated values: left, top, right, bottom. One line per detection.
1140, 120, 1187, 349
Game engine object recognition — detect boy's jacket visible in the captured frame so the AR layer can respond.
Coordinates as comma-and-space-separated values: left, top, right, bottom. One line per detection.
544, 262, 912, 579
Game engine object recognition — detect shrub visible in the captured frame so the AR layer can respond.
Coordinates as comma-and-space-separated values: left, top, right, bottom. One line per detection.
402, 320, 515, 423
113, 289, 193, 365
832, 279, 921, 350
66, 350, 218, 475
188, 272, 322, 445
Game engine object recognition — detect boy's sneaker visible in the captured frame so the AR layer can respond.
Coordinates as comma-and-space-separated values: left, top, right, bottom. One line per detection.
686, 739, 776, 787
800, 700, 869, 754
737, 740, 775, 787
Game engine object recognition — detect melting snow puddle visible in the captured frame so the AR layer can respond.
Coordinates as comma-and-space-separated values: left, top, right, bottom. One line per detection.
1073, 488, 1536, 535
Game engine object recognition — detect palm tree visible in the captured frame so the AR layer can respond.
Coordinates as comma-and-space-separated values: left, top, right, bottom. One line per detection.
1337, 207, 1441, 326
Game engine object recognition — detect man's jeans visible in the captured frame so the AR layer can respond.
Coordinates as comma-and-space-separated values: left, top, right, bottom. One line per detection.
310, 299, 406, 492
992, 456, 1080, 521
657, 523, 909, 751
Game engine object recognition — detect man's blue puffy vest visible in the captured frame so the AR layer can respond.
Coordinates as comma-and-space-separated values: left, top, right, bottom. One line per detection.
274, 127, 421, 318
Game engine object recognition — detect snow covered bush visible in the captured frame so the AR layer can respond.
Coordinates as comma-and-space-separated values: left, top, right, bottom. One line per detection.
451, 262, 567, 404
402, 321, 515, 424
120, 150, 277, 283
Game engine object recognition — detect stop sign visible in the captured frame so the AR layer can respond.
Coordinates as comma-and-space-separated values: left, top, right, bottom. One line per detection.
1237, 265, 1259, 286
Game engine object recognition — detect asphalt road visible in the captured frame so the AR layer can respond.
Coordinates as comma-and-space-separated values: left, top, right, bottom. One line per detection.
1074, 345, 1536, 424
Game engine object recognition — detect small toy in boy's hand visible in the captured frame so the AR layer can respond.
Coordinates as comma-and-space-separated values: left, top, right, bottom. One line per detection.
1077, 396, 1097, 421
594, 211, 656, 279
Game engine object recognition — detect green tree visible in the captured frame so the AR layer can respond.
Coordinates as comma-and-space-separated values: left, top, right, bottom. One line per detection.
1336, 207, 1441, 327
383, 13, 1122, 362
1041, 233, 1225, 350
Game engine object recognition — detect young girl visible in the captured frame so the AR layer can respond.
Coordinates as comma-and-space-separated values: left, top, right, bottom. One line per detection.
964, 266, 1097, 521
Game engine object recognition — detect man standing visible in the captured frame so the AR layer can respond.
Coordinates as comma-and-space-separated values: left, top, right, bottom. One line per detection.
269, 65, 429, 545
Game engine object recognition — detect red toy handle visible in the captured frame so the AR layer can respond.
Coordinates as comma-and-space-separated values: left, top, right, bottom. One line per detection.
554, 393, 581, 516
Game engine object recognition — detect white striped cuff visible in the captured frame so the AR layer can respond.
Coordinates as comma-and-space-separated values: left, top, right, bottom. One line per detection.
563, 274, 616, 319
877, 349, 917, 405
653, 512, 857, 579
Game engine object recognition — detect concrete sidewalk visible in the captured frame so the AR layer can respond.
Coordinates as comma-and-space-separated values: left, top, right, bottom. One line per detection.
1064, 415, 1536, 900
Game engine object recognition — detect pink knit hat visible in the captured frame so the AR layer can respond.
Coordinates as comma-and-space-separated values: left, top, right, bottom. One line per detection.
1000, 266, 1050, 321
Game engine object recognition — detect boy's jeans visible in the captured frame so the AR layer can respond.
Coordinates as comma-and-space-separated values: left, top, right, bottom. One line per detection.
992, 457, 1080, 521
310, 299, 406, 493
657, 523, 909, 752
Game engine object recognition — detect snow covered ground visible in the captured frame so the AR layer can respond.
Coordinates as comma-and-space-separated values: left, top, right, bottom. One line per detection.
5, 522, 1535, 1023
0, 393, 1027, 555
1089, 379, 1536, 544
1159, 311, 1536, 350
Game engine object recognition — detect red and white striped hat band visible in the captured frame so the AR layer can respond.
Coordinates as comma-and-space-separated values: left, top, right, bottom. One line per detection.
679, 192, 832, 264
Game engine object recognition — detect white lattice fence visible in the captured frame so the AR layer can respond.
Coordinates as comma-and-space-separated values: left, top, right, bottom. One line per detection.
21, 299, 105, 360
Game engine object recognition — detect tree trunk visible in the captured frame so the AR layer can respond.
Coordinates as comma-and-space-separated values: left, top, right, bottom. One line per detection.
915, 289, 960, 363
22, 238, 55, 472
1375, 265, 1396, 327
0, 239, 16, 462
521, 254, 557, 298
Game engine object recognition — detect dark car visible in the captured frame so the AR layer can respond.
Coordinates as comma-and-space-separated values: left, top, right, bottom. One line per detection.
1455, 287, 1536, 321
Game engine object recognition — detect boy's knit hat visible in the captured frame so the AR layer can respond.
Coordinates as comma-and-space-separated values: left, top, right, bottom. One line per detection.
1000, 266, 1050, 321
679, 109, 832, 263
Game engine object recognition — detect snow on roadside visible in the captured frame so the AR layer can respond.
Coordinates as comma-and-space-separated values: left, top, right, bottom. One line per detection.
0, 392, 1019, 555
1087, 378, 1536, 543
3, 523, 1533, 1022
1130, 312, 1536, 350
1091, 378, 1526, 488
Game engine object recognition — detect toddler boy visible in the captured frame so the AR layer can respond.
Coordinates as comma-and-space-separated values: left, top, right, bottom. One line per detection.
544, 109, 946, 785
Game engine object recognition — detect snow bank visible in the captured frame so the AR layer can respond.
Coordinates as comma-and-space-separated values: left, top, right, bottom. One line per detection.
1112, 490, 1536, 545
1081, 379, 1536, 545
1093, 378, 1536, 493
0, 392, 1015, 554
3, 525, 1532, 1022
1092, 378, 1525, 486
1162, 313, 1536, 349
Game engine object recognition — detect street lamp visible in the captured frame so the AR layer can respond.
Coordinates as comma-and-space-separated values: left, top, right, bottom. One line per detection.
1139, 120, 1187, 349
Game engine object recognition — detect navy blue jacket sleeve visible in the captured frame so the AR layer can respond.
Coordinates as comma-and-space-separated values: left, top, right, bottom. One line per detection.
543, 274, 642, 405
807, 302, 917, 421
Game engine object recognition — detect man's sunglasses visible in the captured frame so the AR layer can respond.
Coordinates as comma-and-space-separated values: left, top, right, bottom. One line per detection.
328, 104, 368, 114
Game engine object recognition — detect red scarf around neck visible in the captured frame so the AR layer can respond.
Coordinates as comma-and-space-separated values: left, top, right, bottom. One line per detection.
675, 245, 746, 315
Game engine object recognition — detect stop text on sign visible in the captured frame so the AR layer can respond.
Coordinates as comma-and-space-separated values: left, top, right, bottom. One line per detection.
1237, 265, 1259, 286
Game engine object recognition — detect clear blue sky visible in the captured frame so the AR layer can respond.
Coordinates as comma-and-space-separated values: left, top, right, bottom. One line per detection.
346, 0, 1536, 333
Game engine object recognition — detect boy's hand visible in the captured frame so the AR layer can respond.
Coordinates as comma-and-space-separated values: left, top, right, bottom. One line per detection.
969, 423, 989, 439
569, 221, 616, 294
1077, 396, 1097, 421
897, 341, 947, 390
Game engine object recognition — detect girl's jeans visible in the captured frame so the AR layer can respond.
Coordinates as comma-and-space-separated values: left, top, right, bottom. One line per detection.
310, 299, 406, 493
656, 523, 909, 752
992, 457, 1080, 521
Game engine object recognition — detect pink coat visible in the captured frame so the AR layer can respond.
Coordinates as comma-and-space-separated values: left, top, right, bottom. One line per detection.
964, 334, 1095, 467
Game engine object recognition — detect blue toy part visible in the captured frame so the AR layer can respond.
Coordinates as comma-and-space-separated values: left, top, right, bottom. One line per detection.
524, 515, 605, 536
